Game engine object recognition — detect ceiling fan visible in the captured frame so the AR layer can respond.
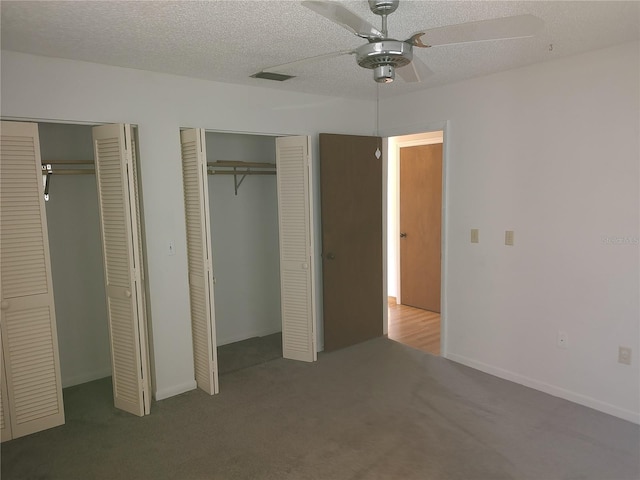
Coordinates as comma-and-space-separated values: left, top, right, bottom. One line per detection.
255, 0, 544, 84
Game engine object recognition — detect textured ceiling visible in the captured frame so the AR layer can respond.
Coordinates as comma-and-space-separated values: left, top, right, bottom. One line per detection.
1, 1, 638, 100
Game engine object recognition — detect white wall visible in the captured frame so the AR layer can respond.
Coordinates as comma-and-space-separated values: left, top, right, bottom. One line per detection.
5, 44, 638, 422
381, 41, 640, 423
205, 132, 281, 345
0, 50, 376, 400
39, 123, 111, 387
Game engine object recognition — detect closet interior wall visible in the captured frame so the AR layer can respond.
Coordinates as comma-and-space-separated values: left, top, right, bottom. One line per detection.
205, 132, 281, 346
39, 122, 111, 387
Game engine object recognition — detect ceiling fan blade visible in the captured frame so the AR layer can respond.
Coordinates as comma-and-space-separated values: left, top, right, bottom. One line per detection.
396, 57, 434, 83
261, 49, 355, 74
407, 14, 544, 48
302, 0, 383, 39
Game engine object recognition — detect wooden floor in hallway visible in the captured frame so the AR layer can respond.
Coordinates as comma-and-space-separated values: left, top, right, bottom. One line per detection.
388, 297, 441, 356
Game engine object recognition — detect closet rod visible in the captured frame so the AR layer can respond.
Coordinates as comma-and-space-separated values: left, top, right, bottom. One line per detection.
207, 161, 275, 169
42, 160, 94, 165
47, 169, 95, 175
207, 170, 275, 176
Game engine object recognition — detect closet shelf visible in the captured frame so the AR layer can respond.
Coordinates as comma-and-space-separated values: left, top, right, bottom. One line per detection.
209, 171, 274, 176
41, 163, 95, 175
207, 161, 275, 169
42, 160, 94, 165
44, 169, 95, 175
206, 161, 276, 195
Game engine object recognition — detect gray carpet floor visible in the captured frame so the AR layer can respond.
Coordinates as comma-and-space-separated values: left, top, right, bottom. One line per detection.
1, 337, 639, 480
217, 333, 283, 375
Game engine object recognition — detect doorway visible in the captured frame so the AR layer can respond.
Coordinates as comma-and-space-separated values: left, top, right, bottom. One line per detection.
386, 131, 444, 356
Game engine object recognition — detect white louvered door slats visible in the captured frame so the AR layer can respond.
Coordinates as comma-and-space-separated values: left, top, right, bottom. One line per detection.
0, 121, 65, 440
276, 136, 316, 362
93, 124, 150, 416
180, 129, 218, 395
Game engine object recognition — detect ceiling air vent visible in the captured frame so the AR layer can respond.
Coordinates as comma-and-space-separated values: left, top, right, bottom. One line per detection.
250, 71, 295, 81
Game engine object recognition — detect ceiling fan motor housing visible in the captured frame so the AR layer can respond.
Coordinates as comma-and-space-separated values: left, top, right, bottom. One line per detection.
356, 41, 413, 68
356, 40, 413, 82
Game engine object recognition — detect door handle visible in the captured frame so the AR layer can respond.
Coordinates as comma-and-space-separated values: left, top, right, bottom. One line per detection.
400, 232, 407, 238
125, 289, 132, 298
326, 252, 335, 260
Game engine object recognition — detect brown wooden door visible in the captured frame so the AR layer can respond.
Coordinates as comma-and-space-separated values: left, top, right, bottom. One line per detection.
320, 133, 383, 351
400, 144, 442, 312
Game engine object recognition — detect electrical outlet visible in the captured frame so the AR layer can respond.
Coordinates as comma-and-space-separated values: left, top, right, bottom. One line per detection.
618, 347, 632, 365
471, 229, 479, 243
557, 331, 568, 349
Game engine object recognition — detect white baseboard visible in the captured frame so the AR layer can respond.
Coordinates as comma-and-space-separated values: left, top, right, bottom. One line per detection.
216, 327, 282, 347
154, 380, 197, 401
62, 368, 112, 388
446, 353, 640, 425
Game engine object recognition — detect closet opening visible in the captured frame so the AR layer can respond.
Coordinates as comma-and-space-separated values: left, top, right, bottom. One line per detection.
181, 129, 316, 395
205, 132, 283, 377
38, 121, 152, 418
38, 122, 112, 415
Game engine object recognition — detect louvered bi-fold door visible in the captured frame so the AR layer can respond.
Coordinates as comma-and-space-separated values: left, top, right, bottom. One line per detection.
92, 124, 151, 416
180, 129, 219, 395
0, 121, 65, 439
275, 136, 317, 362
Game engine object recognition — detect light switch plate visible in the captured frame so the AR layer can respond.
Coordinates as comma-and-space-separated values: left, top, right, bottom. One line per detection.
471, 229, 479, 243
505, 230, 514, 246
619, 346, 632, 365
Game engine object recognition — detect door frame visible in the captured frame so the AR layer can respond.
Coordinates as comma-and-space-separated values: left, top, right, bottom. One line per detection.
382, 121, 450, 358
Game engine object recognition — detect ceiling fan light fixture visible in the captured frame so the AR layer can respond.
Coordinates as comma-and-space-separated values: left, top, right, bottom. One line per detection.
374, 64, 395, 83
